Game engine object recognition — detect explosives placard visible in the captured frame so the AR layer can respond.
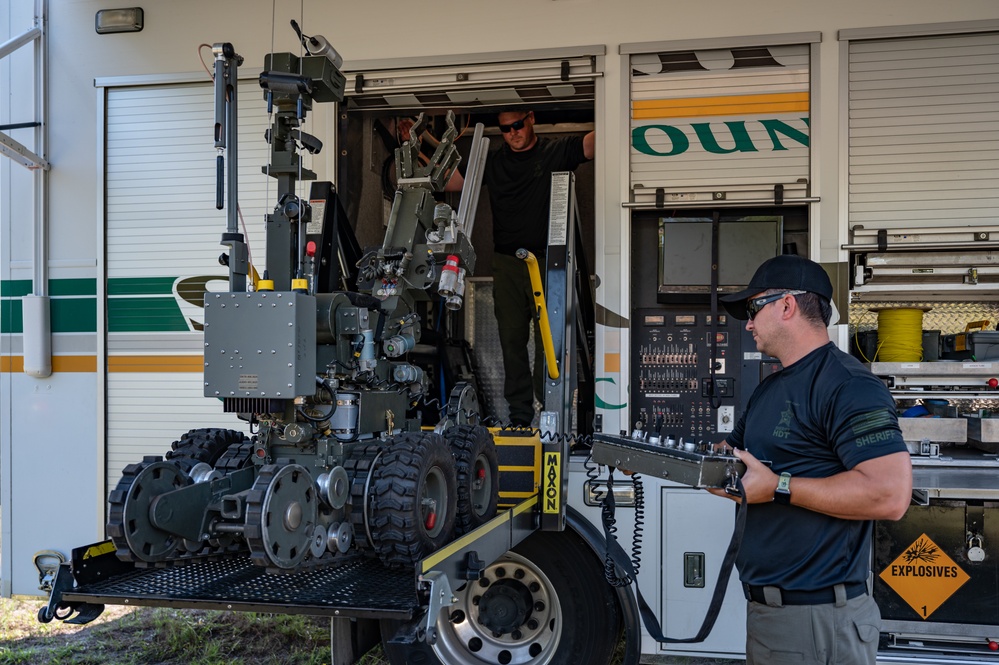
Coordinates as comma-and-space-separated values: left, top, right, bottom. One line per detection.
879, 533, 970, 620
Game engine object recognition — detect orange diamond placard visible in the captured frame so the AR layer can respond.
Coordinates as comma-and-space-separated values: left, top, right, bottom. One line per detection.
880, 533, 970, 620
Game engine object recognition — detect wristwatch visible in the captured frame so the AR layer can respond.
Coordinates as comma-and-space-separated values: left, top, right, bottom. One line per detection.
773, 472, 792, 505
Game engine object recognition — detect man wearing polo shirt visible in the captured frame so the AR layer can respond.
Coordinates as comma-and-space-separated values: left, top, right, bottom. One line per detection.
710, 254, 912, 664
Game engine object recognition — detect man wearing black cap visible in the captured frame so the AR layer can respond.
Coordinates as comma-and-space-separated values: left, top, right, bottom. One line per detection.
709, 254, 912, 665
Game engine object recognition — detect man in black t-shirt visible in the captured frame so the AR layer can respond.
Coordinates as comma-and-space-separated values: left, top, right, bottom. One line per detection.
450, 111, 594, 425
709, 254, 912, 665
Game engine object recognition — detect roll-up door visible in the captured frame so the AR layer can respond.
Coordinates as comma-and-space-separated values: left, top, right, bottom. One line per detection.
104, 80, 282, 492
628, 43, 813, 206
847, 31, 999, 230
342, 48, 601, 113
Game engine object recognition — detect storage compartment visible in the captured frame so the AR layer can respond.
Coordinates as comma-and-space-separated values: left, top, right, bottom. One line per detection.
875, 502, 999, 634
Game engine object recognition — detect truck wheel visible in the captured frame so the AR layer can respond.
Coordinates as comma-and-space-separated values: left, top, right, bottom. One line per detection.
368, 432, 457, 569
445, 425, 499, 535
380, 528, 621, 665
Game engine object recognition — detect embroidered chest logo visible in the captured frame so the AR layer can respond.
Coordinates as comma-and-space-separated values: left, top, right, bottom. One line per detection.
773, 401, 797, 439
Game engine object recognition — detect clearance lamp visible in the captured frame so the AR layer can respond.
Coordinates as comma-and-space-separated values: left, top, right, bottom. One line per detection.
95, 8, 144, 34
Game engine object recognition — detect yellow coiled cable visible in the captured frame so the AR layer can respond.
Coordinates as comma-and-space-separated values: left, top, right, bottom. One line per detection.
876, 308, 925, 362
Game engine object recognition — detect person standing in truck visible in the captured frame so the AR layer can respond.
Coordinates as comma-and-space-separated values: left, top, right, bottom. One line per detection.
448, 110, 594, 426
709, 254, 912, 665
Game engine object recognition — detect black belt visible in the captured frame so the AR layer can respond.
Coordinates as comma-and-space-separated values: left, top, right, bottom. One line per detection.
743, 581, 868, 606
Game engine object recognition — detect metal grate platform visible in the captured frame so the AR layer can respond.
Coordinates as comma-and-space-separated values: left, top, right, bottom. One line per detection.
63, 555, 420, 619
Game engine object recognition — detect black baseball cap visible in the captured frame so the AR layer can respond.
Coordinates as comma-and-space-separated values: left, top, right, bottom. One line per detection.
720, 254, 833, 320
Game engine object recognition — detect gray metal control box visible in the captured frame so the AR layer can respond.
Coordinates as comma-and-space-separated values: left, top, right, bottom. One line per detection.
590, 433, 745, 489
203, 291, 317, 398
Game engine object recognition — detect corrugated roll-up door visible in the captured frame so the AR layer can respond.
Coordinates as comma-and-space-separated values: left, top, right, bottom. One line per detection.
628, 44, 812, 206
342, 47, 601, 113
104, 80, 291, 492
848, 31, 999, 230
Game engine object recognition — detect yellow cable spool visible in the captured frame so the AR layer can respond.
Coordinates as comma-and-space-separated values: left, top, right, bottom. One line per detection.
872, 307, 929, 362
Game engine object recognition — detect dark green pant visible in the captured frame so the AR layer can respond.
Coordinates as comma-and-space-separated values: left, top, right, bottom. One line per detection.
492, 253, 544, 426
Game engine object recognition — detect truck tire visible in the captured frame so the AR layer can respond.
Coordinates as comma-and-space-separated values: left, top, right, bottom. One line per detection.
379, 527, 622, 665
445, 425, 499, 535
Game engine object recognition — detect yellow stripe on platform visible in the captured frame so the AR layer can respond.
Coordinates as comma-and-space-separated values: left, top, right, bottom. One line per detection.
421, 496, 538, 574
108, 355, 203, 372
633, 92, 809, 120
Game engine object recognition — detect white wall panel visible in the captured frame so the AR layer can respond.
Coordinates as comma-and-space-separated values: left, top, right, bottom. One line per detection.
8, 373, 99, 596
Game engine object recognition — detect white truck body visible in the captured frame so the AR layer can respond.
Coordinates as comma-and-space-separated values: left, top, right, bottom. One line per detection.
3, 0, 998, 661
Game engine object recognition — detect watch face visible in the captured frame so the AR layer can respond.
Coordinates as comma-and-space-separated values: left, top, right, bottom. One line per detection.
774, 473, 791, 504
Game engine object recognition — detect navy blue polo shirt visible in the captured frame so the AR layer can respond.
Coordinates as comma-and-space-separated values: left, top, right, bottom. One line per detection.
727, 342, 907, 590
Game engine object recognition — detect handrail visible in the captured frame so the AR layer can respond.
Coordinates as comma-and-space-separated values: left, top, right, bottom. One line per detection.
518, 250, 560, 381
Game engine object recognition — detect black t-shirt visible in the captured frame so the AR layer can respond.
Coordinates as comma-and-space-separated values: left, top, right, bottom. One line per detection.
483, 135, 588, 256
727, 342, 907, 590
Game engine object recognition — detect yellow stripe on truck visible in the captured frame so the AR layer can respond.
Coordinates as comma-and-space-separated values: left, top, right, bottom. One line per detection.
1, 355, 97, 373
633, 92, 809, 120
108, 355, 203, 372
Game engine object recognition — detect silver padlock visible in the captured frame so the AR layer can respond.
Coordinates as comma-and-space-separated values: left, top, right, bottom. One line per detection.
967, 534, 986, 562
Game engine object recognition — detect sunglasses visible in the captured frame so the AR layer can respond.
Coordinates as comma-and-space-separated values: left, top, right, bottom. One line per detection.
746, 290, 806, 320
499, 115, 530, 133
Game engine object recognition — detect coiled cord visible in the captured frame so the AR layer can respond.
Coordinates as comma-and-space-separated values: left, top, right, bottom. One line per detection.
583, 452, 644, 587
631, 475, 644, 578
583, 454, 629, 586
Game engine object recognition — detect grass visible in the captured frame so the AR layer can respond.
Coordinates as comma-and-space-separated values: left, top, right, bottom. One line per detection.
0, 597, 389, 665
0, 598, 731, 665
